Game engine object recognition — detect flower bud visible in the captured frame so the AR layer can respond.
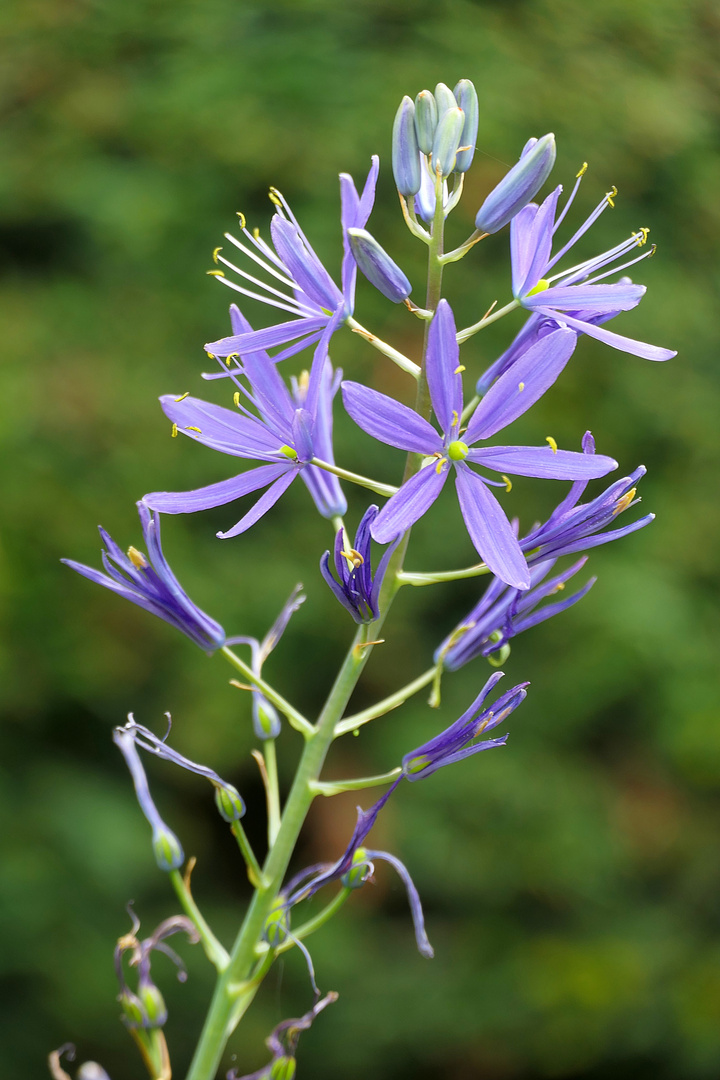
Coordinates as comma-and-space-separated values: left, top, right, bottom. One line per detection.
431, 108, 465, 179
347, 228, 412, 303
253, 695, 282, 739
270, 1057, 297, 1080
475, 132, 556, 234
434, 81, 457, 116
263, 898, 290, 947
414, 90, 437, 154
392, 96, 421, 196
341, 847, 372, 890
77, 1063, 112, 1080
213, 781, 246, 822
151, 824, 184, 872
453, 79, 479, 173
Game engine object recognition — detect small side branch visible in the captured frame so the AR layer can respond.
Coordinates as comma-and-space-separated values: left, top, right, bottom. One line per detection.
221, 646, 314, 738
334, 666, 437, 736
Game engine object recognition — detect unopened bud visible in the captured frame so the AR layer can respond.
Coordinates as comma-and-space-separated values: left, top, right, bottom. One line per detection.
263, 898, 290, 947
433, 82, 457, 116
453, 79, 479, 173
341, 847, 372, 890
347, 228, 412, 303
392, 96, 421, 196
431, 108, 465, 179
270, 1057, 297, 1080
151, 824, 184, 872
77, 1063, 112, 1080
475, 132, 556, 234
253, 695, 282, 740
414, 90, 437, 154
213, 781, 246, 822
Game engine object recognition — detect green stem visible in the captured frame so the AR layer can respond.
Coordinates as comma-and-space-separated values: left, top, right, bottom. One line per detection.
170, 870, 229, 972
456, 298, 520, 343
282, 887, 352, 944
221, 646, 313, 738
346, 316, 421, 378
263, 739, 281, 846
335, 666, 437, 736
310, 457, 398, 498
231, 821, 266, 889
309, 767, 402, 796
397, 562, 491, 587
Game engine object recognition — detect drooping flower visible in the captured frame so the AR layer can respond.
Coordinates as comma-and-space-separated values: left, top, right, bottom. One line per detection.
62, 502, 225, 652
116, 715, 245, 821
402, 671, 527, 780
436, 557, 596, 670
203, 158, 379, 361
115, 909, 199, 1030
113, 724, 184, 872
226, 584, 305, 738
320, 505, 400, 623
508, 174, 676, 361
227, 992, 338, 1080
143, 317, 346, 535
342, 300, 617, 590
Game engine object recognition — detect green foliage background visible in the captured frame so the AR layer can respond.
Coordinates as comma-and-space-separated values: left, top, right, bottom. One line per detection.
1, 1, 719, 1077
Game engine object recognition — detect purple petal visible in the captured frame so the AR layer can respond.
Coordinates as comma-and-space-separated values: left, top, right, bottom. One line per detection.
532, 307, 676, 361
205, 314, 329, 357
371, 464, 448, 543
342, 381, 441, 454
511, 187, 562, 296
159, 395, 281, 457
466, 327, 577, 441
270, 215, 344, 312
365, 850, 434, 959
525, 282, 645, 312
469, 445, 617, 479
217, 469, 297, 538
426, 299, 463, 434
454, 466, 530, 589
143, 462, 292, 514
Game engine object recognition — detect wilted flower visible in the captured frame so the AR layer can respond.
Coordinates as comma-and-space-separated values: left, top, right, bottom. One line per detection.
113, 724, 184, 872
115, 910, 199, 1030
228, 992, 338, 1080
320, 506, 399, 623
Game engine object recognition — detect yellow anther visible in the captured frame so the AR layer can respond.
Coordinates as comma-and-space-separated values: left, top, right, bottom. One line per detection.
174, 391, 189, 402
546, 435, 558, 454
206, 352, 215, 360
636, 227, 650, 246
268, 187, 283, 207
550, 581, 566, 594
298, 370, 310, 392
576, 162, 588, 178
435, 456, 448, 474
648, 243, 657, 257
212, 247, 222, 263
171, 423, 178, 438
236, 211, 246, 228
501, 474, 512, 493
474, 713, 492, 736
605, 185, 618, 207
613, 488, 636, 515
206, 269, 225, 277
452, 409, 460, 428
186, 426, 202, 433
518, 381, 525, 391
127, 546, 148, 569
233, 391, 240, 407
224, 356, 232, 367
341, 547, 365, 569
454, 365, 466, 374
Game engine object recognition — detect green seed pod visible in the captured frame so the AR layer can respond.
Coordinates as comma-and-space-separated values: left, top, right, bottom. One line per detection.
263, 898, 290, 947
270, 1057, 297, 1080
341, 846, 372, 890
151, 824, 184, 872
138, 981, 168, 1028
213, 781, 246, 823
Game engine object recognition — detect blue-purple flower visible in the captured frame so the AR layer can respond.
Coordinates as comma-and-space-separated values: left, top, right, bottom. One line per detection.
402, 671, 527, 780
62, 502, 225, 652
436, 558, 595, 670
227, 584, 305, 738
203, 158, 379, 361
509, 176, 676, 361
320, 505, 399, 623
143, 320, 346, 535
342, 299, 617, 590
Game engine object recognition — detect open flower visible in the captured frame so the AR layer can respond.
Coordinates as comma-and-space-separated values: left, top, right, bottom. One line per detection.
62, 502, 225, 652
204, 158, 379, 362
320, 505, 400, 623
343, 300, 617, 589
509, 174, 676, 361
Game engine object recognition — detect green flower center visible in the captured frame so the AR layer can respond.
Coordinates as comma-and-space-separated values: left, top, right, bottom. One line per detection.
526, 278, 550, 296
447, 440, 469, 461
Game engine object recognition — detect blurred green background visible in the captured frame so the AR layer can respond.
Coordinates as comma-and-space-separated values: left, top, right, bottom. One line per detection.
2, 0, 719, 1077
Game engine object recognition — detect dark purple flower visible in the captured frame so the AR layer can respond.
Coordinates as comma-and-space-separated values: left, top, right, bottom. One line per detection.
143, 316, 346, 535
113, 724, 184, 872
402, 672, 527, 780
227, 992, 338, 1080
320, 505, 400, 623
204, 158, 379, 362
227, 584, 305, 738
62, 503, 225, 652
342, 299, 617, 590
436, 557, 596, 670
509, 175, 676, 361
